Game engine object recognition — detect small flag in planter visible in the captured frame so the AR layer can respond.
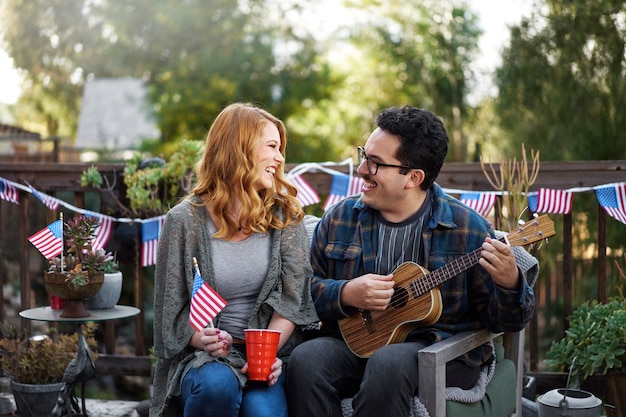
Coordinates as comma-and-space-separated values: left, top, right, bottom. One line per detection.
189, 257, 227, 331
28, 220, 63, 259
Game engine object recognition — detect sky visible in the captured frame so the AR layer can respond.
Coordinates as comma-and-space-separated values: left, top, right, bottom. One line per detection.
0, 0, 533, 106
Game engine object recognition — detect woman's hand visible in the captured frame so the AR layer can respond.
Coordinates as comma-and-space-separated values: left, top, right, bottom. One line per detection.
199, 327, 233, 357
240, 357, 283, 386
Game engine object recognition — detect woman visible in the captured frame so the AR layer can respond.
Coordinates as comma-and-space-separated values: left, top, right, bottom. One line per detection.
150, 103, 318, 417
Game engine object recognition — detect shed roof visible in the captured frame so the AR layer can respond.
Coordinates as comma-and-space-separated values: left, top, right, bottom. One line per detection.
75, 78, 160, 150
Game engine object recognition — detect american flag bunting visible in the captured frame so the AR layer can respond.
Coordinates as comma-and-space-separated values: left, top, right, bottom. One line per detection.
27, 182, 60, 210
85, 211, 114, 250
141, 215, 166, 267
0, 178, 19, 204
528, 188, 573, 214
595, 183, 626, 225
460, 192, 497, 218
323, 173, 363, 211
291, 174, 321, 207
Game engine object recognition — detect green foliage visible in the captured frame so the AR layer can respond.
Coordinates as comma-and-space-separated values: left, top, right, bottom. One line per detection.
0, 324, 99, 384
83, 139, 202, 218
495, 0, 626, 160
545, 299, 626, 386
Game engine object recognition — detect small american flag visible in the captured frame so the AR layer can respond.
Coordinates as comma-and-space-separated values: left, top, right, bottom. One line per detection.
596, 183, 626, 225
0, 178, 19, 204
28, 220, 63, 259
291, 174, 321, 207
528, 188, 573, 214
189, 259, 228, 331
460, 192, 497, 218
141, 216, 166, 267
27, 182, 60, 211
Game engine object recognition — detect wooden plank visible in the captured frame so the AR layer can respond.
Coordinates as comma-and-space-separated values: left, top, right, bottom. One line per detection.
94, 354, 152, 377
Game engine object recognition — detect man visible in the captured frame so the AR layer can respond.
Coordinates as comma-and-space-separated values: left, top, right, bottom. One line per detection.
286, 105, 535, 416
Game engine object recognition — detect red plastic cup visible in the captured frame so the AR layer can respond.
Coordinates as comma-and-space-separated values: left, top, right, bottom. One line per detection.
49, 294, 67, 310
244, 329, 281, 381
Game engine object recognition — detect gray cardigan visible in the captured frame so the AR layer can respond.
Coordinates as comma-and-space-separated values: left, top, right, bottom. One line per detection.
150, 198, 318, 417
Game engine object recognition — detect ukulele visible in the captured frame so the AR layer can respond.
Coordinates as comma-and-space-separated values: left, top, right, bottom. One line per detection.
338, 214, 555, 358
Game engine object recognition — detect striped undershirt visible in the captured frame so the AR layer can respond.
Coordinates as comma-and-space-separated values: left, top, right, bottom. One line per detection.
375, 191, 431, 274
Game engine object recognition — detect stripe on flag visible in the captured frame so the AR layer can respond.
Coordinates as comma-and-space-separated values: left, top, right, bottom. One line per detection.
189, 267, 228, 331
0, 178, 19, 204
291, 174, 321, 207
85, 211, 114, 250
596, 183, 626, 225
27, 182, 60, 210
28, 220, 63, 259
141, 216, 166, 267
348, 177, 364, 196
528, 188, 573, 214
460, 192, 496, 218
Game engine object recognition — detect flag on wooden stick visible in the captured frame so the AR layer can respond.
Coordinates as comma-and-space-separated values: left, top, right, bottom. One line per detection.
189, 257, 228, 331
28, 220, 63, 259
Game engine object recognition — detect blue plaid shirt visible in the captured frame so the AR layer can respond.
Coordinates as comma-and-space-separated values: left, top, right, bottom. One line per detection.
310, 183, 535, 366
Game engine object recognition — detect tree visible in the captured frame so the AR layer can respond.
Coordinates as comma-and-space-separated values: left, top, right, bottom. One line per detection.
333, 0, 482, 162
495, 0, 626, 161
0, 0, 335, 156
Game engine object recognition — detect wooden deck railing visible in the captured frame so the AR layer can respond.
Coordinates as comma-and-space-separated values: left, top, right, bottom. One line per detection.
2, 160, 626, 377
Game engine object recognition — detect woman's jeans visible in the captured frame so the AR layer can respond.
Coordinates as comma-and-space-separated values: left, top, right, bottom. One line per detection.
180, 361, 287, 417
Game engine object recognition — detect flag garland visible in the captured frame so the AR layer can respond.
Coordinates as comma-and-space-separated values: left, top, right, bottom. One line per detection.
595, 183, 626, 225
528, 188, 573, 214
28, 220, 63, 259
0, 178, 18, 204
323, 173, 364, 210
460, 192, 497, 218
291, 174, 321, 207
141, 215, 166, 266
85, 211, 114, 250
189, 257, 228, 331
26, 182, 60, 210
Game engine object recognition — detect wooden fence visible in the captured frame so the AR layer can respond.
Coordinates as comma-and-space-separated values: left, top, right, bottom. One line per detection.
2, 160, 626, 377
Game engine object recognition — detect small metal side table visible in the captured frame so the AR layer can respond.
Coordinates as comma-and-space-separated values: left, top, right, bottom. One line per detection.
19, 305, 140, 417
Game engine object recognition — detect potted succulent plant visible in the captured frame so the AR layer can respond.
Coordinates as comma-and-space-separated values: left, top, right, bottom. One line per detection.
0, 324, 98, 417
45, 215, 114, 318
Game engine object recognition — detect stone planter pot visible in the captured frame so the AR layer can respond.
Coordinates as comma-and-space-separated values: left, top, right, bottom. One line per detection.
44, 271, 104, 318
10, 380, 65, 417
85, 271, 123, 309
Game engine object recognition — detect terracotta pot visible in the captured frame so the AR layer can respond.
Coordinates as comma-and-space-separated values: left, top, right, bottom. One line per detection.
44, 271, 104, 318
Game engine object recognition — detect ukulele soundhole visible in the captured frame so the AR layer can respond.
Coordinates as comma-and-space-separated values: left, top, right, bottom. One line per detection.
390, 287, 409, 309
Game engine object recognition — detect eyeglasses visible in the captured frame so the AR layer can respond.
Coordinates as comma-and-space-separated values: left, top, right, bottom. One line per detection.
357, 146, 415, 176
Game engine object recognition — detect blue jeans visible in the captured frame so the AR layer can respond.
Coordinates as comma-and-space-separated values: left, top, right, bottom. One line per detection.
180, 361, 287, 417
286, 336, 479, 417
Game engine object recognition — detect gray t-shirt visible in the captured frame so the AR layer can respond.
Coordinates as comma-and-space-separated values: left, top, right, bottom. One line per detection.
208, 220, 271, 339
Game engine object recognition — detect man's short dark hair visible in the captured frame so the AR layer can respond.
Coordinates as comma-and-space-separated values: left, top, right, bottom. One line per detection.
376, 106, 449, 190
